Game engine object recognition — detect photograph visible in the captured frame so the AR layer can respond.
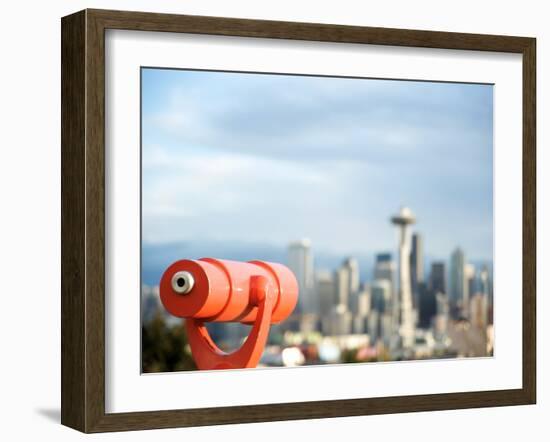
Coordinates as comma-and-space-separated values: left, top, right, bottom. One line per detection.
140, 68, 494, 373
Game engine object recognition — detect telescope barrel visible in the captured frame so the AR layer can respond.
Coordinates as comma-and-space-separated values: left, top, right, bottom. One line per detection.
159, 258, 298, 324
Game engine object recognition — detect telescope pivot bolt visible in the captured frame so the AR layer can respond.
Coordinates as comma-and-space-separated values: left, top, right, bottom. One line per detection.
159, 258, 299, 370
171, 271, 195, 294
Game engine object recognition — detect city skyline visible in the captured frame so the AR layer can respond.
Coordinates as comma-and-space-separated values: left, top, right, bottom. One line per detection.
140, 236, 493, 288
143, 206, 493, 313
142, 204, 494, 370
276, 204, 493, 361
142, 68, 493, 262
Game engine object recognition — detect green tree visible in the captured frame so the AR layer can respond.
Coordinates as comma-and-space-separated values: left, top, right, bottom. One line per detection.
142, 313, 197, 373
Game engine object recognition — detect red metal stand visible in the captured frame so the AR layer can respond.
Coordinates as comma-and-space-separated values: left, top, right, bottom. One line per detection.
159, 258, 298, 370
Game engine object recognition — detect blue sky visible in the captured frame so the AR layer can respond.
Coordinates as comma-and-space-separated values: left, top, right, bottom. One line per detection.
141, 68, 493, 273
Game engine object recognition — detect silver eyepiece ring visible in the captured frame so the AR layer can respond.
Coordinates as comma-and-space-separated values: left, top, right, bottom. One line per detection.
171, 271, 195, 294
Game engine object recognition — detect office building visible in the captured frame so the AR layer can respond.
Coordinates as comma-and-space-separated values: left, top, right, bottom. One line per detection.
470, 293, 488, 330
341, 257, 360, 313
353, 284, 371, 334
374, 253, 395, 291
465, 262, 476, 315
288, 239, 315, 314
316, 270, 336, 319
366, 310, 380, 342
433, 292, 450, 341
480, 265, 490, 297
430, 261, 446, 295
325, 304, 352, 336
450, 247, 467, 317
373, 252, 396, 325
410, 232, 424, 308
371, 279, 391, 314
418, 283, 436, 329
335, 265, 350, 311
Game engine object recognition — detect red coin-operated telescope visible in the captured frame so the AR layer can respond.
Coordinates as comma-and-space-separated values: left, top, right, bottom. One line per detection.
159, 258, 299, 370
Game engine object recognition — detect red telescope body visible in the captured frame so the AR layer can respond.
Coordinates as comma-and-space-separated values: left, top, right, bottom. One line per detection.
159, 258, 299, 370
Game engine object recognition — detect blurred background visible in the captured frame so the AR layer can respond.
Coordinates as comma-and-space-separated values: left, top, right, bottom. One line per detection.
140, 68, 494, 373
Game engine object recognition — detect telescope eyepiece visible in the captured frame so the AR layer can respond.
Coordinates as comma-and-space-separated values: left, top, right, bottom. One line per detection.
171, 271, 195, 294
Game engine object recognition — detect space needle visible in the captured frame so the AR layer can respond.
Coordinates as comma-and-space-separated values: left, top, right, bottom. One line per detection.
391, 206, 416, 350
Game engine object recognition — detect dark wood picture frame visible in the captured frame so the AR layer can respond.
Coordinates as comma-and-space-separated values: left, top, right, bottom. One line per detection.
61, 8, 536, 433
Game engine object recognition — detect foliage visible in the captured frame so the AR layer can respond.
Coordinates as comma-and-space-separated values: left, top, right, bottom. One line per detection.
142, 313, 197, 373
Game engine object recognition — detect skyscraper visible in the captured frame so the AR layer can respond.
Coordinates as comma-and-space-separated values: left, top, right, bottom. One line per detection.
429, 262, 447, 295
316, 270, 336, 324
342, 257, 360, 313
353, 284, 371, 334
366, 310, 380, 343
418, 283, 436, 329
480, 265, 490, 297
371, 279, 392, 314
465, 263, 476, 312
333, 257, 360, 312
373, 252, 395, 303
427, 262, 447, 332
374, 253, 394, 282
288, 239, 315, 314
356, 284, 371, 317
433, 292, 450, 341
335, 265, 350, 309
450, 247, 467, 318
410, 233, 424, 309
391, 206, 416, 350
368, 279, 391, 345
326, 304, 353, 336
470, 292, 488, 330
479, 265, 493, 324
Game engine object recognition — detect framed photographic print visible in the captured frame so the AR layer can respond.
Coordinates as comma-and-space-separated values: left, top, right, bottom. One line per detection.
61, 9, 536, 433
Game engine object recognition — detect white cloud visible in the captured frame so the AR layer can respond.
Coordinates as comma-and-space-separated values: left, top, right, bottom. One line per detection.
141, 69, 493, 260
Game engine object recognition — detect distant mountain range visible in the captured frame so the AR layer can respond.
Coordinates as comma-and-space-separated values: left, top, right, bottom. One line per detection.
141, 240, 375, 287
